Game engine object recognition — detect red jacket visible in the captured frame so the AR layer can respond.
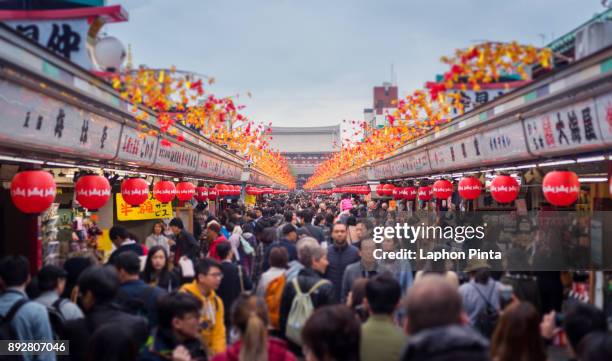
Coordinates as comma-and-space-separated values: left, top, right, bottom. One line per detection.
211, 337, 296, 361
208, 235, 227, 261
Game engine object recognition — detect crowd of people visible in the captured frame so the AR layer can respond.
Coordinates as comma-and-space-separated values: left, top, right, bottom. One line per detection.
0, 192, 610, 361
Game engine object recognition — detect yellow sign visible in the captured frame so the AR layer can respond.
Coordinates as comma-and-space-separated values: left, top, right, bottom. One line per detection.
97, 229, 112, 252
116, 192, 173, 221
245, 194, 256, 206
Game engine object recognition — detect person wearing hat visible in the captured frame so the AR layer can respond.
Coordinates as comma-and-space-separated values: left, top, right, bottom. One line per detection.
35, 265, 84, 321
458, 258, 501, 328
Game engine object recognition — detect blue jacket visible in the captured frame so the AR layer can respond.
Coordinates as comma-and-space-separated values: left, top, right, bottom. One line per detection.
263, 239, 297, 271
325, 243, 360, 303
0, 289, 55, 361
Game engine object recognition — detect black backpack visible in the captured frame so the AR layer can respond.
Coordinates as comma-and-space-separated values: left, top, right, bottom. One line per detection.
471, 283, 499, 338
0, 298, 29, 361
47, 298, 68, 340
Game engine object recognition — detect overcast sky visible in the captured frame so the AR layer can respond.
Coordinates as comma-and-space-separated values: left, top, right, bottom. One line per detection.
106, 0, 606, 132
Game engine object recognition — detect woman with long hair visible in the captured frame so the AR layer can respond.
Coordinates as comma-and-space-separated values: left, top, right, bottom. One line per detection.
211, 293, 295, 361
145, 222, 171, 253
490, 302, 547, 361
141, 245, 181, 292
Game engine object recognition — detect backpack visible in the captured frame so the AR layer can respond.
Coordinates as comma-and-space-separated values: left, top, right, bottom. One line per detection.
471, 283, 499, 338
264, 275, 286, 329
0, 298, 29, 361
285, 277, 330, 345
47, 298, 67, 340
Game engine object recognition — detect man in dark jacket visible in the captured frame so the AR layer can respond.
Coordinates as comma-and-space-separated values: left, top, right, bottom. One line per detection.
264, 224, 298, 271
298, 209, 325, 244
114, 251, 166, 328
325, 222, 360, 303
139, 292, 207, 361
215, 241, 252, 335
401, 275, 489, 361
169, 218, 200, 262
279, 238, 334, 352
63, 266, 148, 361
107, 226, 144, 265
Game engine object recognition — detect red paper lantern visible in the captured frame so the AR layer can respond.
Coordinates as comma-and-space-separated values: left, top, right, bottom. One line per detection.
383, 184, 396, 196
433, 180, 453, 199
75, 175, 111, 210
121, 178, 149, 206
195, 186, 208, 202
361, 186, 371, 195
489, 175, 520, 204
392, 187, 401, 199
246, 186, 257, 195
458, 177, 482, 200
403, 187, 417, 200
208, 187, 218, 200
10, 170, 56, 213
418, 186, 432, 201
233, 185, 241, 196
153, 181, 176, 203
176, 182, 196, 201
215, 184, 228, 197
376, 184, 386, 196
542, 171, 580, 206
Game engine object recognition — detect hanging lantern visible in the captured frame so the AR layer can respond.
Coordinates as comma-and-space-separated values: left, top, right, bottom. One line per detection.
10, 170, 56, 213
392, 187, 401, 200
376, 184, 386, 196
176, 182, 196, 201
208, 187, 218, 200
403, 186, 417, 200
75, 175, 111, 210
418, 186, 432, 201
542, 170, 580, 206
361, 185, 371, 195
246, 186, 257, 196
383, 184, 396, 196
121, 178, 149, 206
233, 185, 242, 196
489, 175, 520, 204
433, 180, 453, 199
195, 186, 208, 202
215, 184, 228, 197
153, 181, 176, 203
458, 177, 482, 200
263, 187, 273, 195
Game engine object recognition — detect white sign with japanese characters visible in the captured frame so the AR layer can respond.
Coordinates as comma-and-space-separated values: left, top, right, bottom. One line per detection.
154, 140, 199, 173
594, 92, 612, 146
523, 98, 605, 156
116, 126, 158, 166
448, 89, 510, 115
479, 122, 530, 164
0, 80, 120, 159
6, 19, 92, 69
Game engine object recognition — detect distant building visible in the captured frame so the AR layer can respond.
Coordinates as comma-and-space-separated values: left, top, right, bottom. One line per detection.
364, 82, 398, 137
266, 125, 340, 188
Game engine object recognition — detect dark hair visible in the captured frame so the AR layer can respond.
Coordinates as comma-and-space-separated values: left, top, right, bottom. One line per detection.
281, 223, 297, 236
37, 265, 68, 292
349, 278, 368, 310
404, 275, 462, 334
564, 303, 608, 352
216, 241, 232, 260
194, 258, 221, 277
346, 216, 357, 226
473, 268, 491, 285
87, 324, 138, 361
578, 331, 612, 361
324, 214, 335, 227
300, 210, 314, 223
302, 305, 360, 361
109, 226, 128, 241
357, 218, 374, 231
332, 222, 347, 231
366, 275, 401, 315
141, 246, 170, 284
260, 227, 277, 245
246, 210, 257, 219
314, 214, 324, 226
424, 245, 450, 274
157, 292, 202, 329
151, 221, 165, 233
207, 222, 221, 234
0, 255, 30, 287
62, 256, 94, 299
78, 266, 119, 304
169, 218, 184, 229
230, 294, 269, 361
283, 211, 294, 223
269, 247, 289, 269
114, 251, 141, 275
491, 302, 547, 361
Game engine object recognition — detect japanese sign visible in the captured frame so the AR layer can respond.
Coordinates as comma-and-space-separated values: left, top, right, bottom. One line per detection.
116, 192, 173, 221
196, 153, 241, 180
594, 92, 612, 146
153, 140, 199, 173
0, 80, 121, 159
116, 126, 158, 166
448, 89, 509, 115
523, 98, 606, 156
6, 19, 92, 69
372, 150, 431, 179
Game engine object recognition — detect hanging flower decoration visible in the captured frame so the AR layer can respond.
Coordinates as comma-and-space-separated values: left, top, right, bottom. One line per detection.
111, 67, 295, 188
304, 42, 554, 189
